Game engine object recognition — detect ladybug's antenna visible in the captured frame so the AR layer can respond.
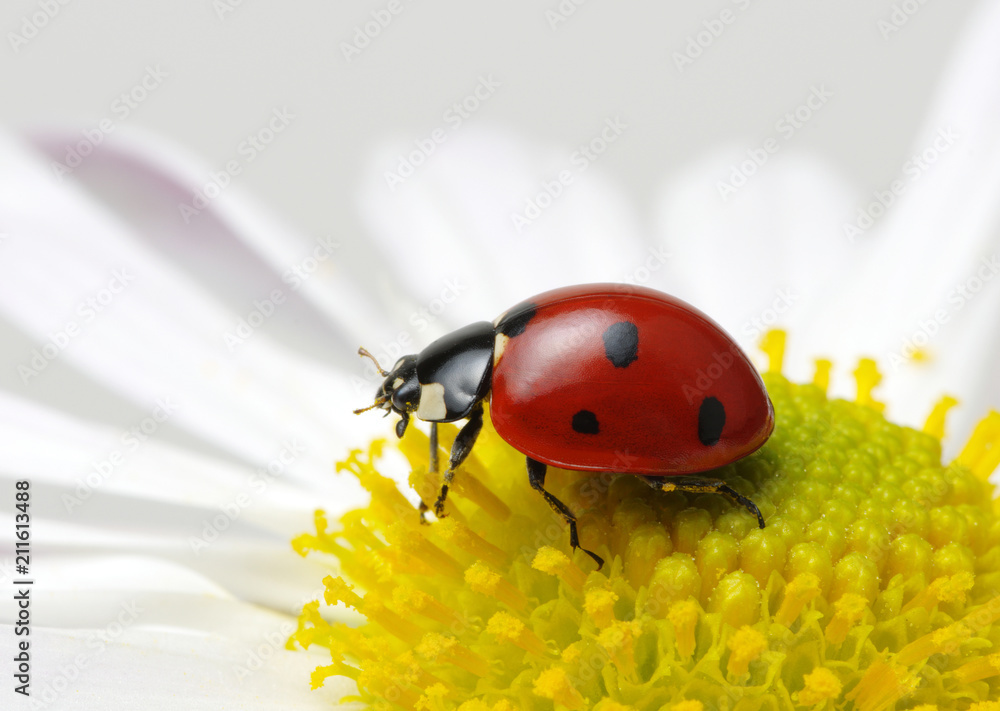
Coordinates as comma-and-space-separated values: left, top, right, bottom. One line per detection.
354, 347, 391, 416
358, 346, 388, 377
353, 399, 386, 415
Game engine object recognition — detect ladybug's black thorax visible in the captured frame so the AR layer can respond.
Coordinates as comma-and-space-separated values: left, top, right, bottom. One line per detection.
415, 321, 494, 422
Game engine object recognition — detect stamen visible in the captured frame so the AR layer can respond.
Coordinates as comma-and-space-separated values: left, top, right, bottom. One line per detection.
433, 518, 509, 569
324, 575, 423, 645
759, 329, 786, 374
957, 410, 1000, 480
726, 625, 766, 677
487, 612, 550, 657
954, 652, 1000, 683
853, 358, 885, 412
532, 547, 586, 592
844, 659, 912, 711
597, 620, 641, 680
532, 668, 584, 710
923, 395, 959, 440
825, 593, 868, 644
464, 562, 528, 612
416, 634, 490, 678
901, 572, 974, 613
796, 667, 842, 706
667, 600, 699, 658
774, 572, 821, 627
583, 588, 618, 629
812, 358, 831, 393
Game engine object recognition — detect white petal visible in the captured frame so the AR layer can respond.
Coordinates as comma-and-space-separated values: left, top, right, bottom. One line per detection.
791, 0, 1000, 438
30, 126, 391, 353
0, 500, 341, 613
653, 149, 856, 358
359, 126, 650, 341
0, 131, 384, 478
1, 624, 352, 711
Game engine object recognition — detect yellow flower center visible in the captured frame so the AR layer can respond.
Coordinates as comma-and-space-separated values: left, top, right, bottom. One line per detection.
291, 331, 1000, 710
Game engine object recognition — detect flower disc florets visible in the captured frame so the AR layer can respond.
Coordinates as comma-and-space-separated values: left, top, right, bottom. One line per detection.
293, 340, 1000, 710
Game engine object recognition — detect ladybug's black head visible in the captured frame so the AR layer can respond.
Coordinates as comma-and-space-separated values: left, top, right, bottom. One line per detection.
353, 348, 420, 438
354, 323, 495, 435
382, 355, 421, 416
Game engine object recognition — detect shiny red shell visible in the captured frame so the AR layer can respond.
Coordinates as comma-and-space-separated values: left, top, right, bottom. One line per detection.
489, 284, 774, 474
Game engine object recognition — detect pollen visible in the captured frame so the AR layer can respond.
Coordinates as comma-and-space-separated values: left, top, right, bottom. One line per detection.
532, 546, 587, 591
583, 588, 618, 628
797, 666, 842, 705
293, 330, 1000, 710
464, 562, 528, 612
487, 611, 550, 657
533, 668, 585, 710
667, 599, 699, 659
726, 625, 767, 677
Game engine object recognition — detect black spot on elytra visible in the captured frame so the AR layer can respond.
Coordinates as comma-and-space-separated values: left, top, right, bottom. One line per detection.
602, 321, 639, 367
498, 302, 537, 337
572, 409, 600, 434
698, 396, 726, 446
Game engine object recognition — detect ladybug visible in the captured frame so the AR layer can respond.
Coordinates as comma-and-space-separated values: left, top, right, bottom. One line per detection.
355, 283, 774, 568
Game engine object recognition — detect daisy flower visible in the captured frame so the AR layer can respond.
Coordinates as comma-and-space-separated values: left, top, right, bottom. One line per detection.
1, 2, 999, 710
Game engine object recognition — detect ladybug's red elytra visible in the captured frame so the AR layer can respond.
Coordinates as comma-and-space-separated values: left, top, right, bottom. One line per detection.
355, 283, 774, 569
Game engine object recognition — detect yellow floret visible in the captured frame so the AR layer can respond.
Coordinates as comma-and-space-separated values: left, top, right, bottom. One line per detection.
487, 611, 549, 657
583, 588, 618, 629
532, 668, 585, 710
797, 666, 842, 705
667, 599, 700, 659
532, 546, 587, 591
725, 625, 767, 677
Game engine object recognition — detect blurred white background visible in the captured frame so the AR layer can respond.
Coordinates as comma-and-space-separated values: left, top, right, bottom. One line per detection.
1, 0, 982, 232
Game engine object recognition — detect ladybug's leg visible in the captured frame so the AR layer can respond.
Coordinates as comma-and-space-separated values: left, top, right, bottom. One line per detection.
418, 423, 440, 524
639, 476, 765, 528
429, 421, 440, 475
433, 405, 484, 518
527, 458, 605, 570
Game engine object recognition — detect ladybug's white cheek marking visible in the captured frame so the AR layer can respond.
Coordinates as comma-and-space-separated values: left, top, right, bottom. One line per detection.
493, 333, 509, 367
416, 382, 448, 421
